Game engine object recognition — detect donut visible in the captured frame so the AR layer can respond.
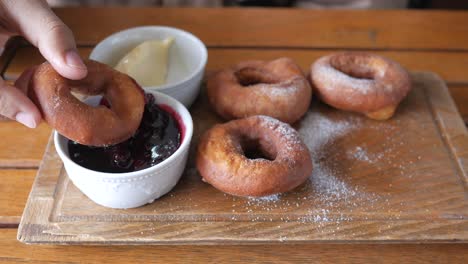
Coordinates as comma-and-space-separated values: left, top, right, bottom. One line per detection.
196, 115, 312, 197
206, 57, 312, 124
29, 59, 145, 146
310, 52, 411, 120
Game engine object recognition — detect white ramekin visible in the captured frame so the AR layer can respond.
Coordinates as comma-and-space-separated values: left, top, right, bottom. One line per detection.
54, 90, 193, 209
89, 26, 207, 107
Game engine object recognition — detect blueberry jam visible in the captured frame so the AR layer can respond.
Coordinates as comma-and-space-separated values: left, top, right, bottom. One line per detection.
68, 94, 181, 173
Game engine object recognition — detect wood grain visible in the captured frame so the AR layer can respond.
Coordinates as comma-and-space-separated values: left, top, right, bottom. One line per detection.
448, 85, 468, 125
1, 230, 467, 264
53, 8, 468, 51
0, 122, 51, 168
6, 47, 468, 84
2, 47, 91, 81
207, 49, 468, 85
0, 36, 21, 77
0, 170, 36, 226
17, 72, 468, 244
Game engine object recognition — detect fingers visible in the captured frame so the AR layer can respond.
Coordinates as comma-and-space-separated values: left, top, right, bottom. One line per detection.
0, 78, 41, 128
2, 0, 87, 80
14, 66, 36, 94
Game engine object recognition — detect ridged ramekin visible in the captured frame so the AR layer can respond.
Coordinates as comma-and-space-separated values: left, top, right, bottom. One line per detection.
54, 90, 193, 209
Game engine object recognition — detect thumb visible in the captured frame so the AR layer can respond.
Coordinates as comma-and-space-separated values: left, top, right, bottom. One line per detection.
0, 78, 41, 128
3, 1, 87, 80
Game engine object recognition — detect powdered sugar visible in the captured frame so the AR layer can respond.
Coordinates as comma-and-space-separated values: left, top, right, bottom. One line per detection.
228, 109, 420, 228
244, 111, 379, 224
298, 112, 377, 205
258, 84, 298, 98
298, 110, 360, 154
248, 194, 281, 203
152, 104, 425, 243
312, 58, 374, 94
258, 115, 294, 137
347, 146, 384, 163
256, 115, 302, 150
171, 100, 421, 237
53, 96, 61, 110
349, 146, 371, 162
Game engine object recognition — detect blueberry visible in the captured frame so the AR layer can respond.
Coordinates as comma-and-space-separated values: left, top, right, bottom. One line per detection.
144, 93, 155, 105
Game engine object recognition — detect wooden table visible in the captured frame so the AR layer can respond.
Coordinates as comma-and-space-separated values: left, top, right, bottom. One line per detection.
0, 7, 467, 263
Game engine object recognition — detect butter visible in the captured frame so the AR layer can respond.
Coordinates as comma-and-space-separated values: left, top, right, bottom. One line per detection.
115, 37, 175, 86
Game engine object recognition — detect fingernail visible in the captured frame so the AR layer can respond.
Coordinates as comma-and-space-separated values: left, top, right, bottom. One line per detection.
15, 112, 37, 128
65, 50, 86, 69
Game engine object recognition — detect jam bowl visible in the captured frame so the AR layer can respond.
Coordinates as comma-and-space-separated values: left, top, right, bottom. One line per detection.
54, 90, 193, 209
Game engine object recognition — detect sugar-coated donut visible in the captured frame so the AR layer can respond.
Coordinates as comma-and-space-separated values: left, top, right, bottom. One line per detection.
196, 115, 312, 197
207, 57, 311, 124
29, 59, 145, 146
310, 52, 411, 120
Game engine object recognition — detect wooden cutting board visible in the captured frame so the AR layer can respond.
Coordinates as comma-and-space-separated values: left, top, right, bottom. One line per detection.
17, 72, 468, 244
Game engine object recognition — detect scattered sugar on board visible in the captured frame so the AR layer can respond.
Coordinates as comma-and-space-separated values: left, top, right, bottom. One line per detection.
236, 113, 377, 224
228, 110, 425, 236
248, 194, 281, 203
229, 110, 425, 234
347, 146, 384, 163
161, 109, 421, 237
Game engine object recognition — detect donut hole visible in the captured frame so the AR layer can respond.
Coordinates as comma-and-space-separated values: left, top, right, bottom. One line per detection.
239, 135, 277, 161
330, 56, 375, 80
67, 77, 114, 107
67, 76, 109, 96
235, 67, 279, 87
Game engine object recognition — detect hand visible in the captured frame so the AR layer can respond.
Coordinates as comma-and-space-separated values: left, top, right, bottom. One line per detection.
0, 0, 87, 128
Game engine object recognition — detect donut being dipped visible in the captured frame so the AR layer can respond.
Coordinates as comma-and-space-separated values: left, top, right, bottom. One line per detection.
29, 59, 145, 146
196, 115, 312, 197
310, 52, 411, 120
207, 57, 312, 124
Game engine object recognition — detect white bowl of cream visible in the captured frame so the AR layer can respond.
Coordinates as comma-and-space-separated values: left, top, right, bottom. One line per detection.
90, 26, 207, 107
